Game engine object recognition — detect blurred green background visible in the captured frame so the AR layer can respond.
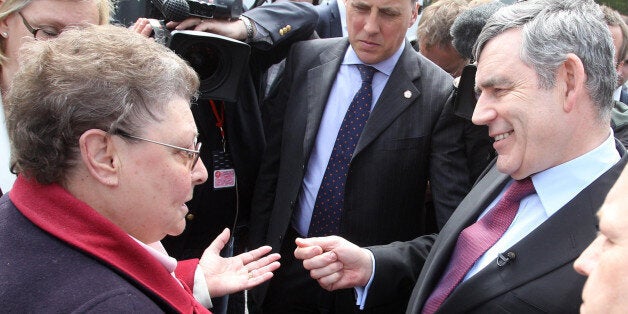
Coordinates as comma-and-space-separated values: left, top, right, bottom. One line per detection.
598, 0, 628, 16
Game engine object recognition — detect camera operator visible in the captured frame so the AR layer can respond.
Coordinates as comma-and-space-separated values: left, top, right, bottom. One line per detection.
129, 2, 318, 313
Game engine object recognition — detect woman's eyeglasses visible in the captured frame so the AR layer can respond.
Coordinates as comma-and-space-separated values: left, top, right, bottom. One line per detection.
18, 12, 61, 40
118, 133, 202, 171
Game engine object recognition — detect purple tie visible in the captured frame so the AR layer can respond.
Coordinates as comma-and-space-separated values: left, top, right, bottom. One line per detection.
422, 177, 536, 314
308, 64, 377, 237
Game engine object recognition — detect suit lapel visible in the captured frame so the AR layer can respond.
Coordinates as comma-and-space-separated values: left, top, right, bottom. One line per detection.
302, 40, 347, 161
439, 188, 599, 312
407, 164, 511, 313
437, 143, 627, 312
354, 43, 421, 157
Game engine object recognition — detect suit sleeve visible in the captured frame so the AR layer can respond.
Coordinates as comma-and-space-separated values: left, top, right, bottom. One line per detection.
429, 94, 479, 228
174, 258, 199, 289
242, 2, 318, 65
363, 235, 436, 309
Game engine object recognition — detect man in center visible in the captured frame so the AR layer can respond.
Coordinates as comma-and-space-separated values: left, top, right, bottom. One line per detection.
248, 0, 475, 312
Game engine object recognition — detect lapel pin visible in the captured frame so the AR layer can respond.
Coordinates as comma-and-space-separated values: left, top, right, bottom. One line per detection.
404, 90, 412, 99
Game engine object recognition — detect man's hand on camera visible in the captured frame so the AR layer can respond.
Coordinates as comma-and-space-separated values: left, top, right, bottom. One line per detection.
167, 17, 248, 41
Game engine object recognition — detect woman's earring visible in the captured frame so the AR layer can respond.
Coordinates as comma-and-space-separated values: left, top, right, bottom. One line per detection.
1, 32, 8, 38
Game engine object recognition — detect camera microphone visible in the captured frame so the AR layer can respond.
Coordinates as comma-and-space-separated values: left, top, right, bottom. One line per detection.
151, 0, 242, 22
150, 0, 190, 22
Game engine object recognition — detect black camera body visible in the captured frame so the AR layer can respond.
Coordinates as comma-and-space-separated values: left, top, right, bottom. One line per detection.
168, 30, 250, 102
187, 0, 242, 20
146, 0, 250, 102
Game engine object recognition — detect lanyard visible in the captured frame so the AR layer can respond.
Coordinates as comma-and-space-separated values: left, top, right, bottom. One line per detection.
209, 100, 226, 152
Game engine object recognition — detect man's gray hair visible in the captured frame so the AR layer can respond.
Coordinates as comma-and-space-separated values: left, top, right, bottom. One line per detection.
473, 0, 616, 120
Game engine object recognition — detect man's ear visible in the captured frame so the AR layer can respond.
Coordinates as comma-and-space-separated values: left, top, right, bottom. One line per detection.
79, 129, 120, 187
411, 1, 419, 26
561, 53, 586, 113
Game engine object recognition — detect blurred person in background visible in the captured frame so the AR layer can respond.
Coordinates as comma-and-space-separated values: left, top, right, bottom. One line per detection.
415, 0, 494, 213
416, 0, 468, 77
602, 5, 628, 147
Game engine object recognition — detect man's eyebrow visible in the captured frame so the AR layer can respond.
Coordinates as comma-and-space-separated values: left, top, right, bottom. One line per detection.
474, 76, 511, 93
379, 6, 402, 15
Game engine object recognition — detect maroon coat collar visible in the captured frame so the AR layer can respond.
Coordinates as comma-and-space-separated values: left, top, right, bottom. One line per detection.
10, 175, 210, 313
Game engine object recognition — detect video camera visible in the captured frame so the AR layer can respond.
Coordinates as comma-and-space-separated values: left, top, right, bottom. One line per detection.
151, 0, 242, 21
147, 0, 250, 102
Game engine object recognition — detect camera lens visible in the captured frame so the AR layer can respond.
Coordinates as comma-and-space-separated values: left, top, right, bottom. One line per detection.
181, 43, 222, 81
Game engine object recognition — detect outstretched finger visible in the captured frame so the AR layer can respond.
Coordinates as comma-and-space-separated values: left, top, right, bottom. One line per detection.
243, 252, 281, 272
238, 245, 273, 265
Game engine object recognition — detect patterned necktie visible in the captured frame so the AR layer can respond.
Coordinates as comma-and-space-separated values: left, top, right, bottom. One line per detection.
308, 64, 377, 237
422, 177, 536, 314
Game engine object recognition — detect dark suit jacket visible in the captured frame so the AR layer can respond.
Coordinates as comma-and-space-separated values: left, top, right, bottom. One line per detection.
367, 140, 628, 313
250, 37, 474, 311
315, 0, 343, 38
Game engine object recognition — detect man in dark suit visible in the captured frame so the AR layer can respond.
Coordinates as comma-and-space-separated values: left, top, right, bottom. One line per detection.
315, 0, 343, 38
294, 0, 628, 312
248, 0, 476, 312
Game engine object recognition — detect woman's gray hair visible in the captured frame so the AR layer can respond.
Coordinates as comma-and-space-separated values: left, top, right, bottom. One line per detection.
473, 0, 616, 120
6, 24, 200, 185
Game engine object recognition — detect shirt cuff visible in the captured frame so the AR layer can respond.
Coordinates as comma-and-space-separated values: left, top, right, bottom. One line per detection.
241, 14, 271, 45
354, 249, 376, 310
193, 265, 213, 309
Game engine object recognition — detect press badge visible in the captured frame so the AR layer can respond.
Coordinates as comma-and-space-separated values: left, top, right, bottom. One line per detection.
212, 149, 236, 189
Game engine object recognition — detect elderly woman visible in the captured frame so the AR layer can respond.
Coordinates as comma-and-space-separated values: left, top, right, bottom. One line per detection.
0, 0, 111, 193
0, 24, 279, 312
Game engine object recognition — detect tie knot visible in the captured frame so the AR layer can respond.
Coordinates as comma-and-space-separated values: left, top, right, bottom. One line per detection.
356, 64, 377, 83
504, 177, 536, 203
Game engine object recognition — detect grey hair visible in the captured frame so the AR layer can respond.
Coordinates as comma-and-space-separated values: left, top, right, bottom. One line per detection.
473, 0, 616, 120
6, 24, 200, 184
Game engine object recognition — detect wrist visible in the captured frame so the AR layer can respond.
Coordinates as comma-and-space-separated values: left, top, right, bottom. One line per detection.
238, 16, 254, 42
